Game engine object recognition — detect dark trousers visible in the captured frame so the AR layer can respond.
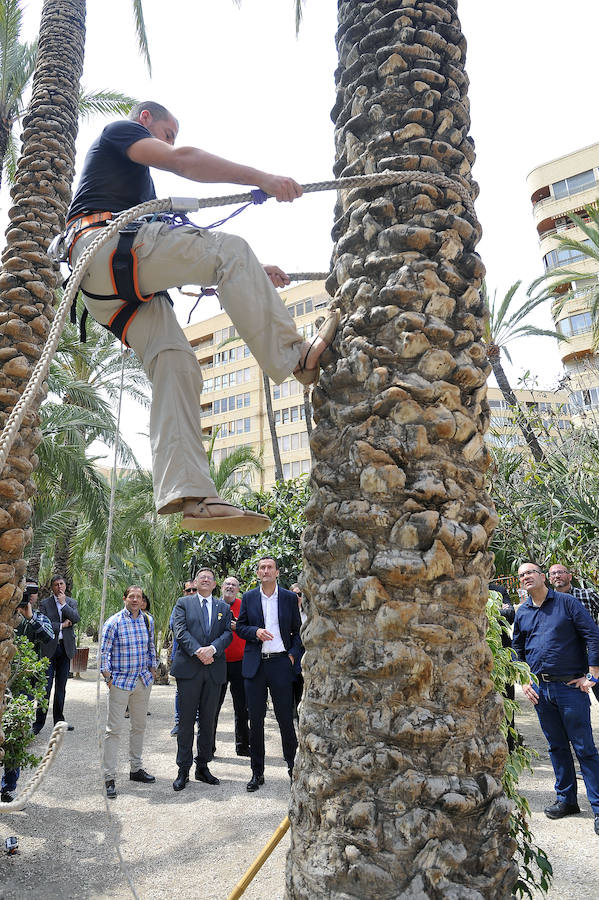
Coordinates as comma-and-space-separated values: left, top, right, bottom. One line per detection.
214, 659, 249, 751
175, 669, 221, 770
536, 680, 599, 813
245, 655, 297, 776
36, 642, 70, 728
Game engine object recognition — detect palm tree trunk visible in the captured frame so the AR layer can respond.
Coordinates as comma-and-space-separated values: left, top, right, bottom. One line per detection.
0, 116, 11, 193
0, 0, 85, 745
490, 356, 544, 463
302, 389, 313, 437
287, 2, 516, 897
263, 370, 284, 481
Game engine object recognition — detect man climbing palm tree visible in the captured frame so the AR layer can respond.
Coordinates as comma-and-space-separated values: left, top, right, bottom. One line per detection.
64, 101, 338, 536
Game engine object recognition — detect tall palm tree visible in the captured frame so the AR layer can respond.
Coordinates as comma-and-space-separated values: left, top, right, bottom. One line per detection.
0, 0, 150, 750
0, 0, 136, 189
287, 3, 517, 896
483, 280, 564, 462
263, 371, 284, 482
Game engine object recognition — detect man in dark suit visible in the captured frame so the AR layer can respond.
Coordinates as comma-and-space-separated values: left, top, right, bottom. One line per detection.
34, 575, 80, 733
236, 556, 302, 792
170, 568, 232, 791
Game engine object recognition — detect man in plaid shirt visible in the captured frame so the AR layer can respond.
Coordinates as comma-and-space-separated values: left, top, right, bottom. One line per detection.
101, 585, 158, 799
549, 564, 599, 701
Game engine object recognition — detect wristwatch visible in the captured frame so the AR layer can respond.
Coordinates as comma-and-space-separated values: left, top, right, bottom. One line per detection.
586, 672, 599, 684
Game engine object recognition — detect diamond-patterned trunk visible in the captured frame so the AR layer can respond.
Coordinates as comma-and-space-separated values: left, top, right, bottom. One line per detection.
287, 2, 516, 897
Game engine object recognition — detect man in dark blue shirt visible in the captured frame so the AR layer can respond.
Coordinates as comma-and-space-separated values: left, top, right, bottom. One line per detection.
513, 562, 599, 836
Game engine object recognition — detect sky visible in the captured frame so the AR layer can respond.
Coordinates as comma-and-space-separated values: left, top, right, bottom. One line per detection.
6, 0, 599, 465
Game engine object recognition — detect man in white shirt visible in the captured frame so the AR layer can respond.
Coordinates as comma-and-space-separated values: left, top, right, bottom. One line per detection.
237, 557, 302, 791
170, 569, 232, 791
35, 576, 80, 733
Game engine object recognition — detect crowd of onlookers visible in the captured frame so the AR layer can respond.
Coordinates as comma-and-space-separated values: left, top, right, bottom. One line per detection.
2, 556, 306, 805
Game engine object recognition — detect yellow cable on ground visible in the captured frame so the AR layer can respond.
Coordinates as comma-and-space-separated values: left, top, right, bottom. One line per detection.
227, 815, 291, 900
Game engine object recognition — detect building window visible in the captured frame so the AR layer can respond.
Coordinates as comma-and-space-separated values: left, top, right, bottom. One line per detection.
213, 399, 220, 414
291, 406, 299, 422
273, 385, 280, 400
244, 367, 251, 382
281, 382, 289, 398
244, 417, 251, 432
553, 169, 596, 200
291, 433, 300, 450
301, 432, 309, 448
543, 239, 593, 270
558, 312, 593, 337
244, 392, 250, 407
283, 463, 291, 479
282, 435, 291, 452
236, 394, 243, 409
295, 301, 304, 317
274, 410, 281, 425
205, 378, 213, 392
305, 299, 313, 313
282, 408, 290, 424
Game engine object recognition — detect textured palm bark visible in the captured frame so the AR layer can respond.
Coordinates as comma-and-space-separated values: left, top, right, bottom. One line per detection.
287, 2, 517, 897
0, 0, 85, 754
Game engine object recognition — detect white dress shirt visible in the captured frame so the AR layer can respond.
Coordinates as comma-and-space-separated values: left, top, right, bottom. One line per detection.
260, 586, 286, 654
54, 596, 65, 640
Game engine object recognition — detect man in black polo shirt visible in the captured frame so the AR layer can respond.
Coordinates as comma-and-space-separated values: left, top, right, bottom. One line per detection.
66, 101, 339, 537
513, 562, 599, 835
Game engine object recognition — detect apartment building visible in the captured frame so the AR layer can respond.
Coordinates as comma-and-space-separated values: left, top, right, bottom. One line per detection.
527, 144, 599, 413
486, 385, 572, 450
184, 280, 330, 490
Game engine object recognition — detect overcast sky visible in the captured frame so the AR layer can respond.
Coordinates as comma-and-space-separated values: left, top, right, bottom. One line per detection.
7, 0, 599, 464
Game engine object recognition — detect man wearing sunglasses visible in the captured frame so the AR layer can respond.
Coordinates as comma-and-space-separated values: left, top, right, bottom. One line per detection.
513, 562, 599, 835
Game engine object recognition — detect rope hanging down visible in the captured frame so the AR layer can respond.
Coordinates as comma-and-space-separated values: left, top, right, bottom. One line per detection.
0, 168, 476, 477
0, 721, 67, 813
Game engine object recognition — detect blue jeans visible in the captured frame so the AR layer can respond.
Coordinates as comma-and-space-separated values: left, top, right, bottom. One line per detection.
1, 768, 19, 792
535, 680, 599, 813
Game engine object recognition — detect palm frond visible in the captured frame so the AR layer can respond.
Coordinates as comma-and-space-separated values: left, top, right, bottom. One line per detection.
130, 0, 152, 75
77, 88, 136, 120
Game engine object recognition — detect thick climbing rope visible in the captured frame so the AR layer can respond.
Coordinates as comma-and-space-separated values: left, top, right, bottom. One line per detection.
0, 721, 67, 813
92, 346, 142, 900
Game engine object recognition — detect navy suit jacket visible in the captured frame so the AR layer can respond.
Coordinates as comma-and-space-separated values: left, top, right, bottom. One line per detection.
39, 595, 80, 659
170, 593, 232, 684
237, 586, 302, 679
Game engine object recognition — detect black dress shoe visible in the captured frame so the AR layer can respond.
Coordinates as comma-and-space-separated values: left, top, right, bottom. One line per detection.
105, 780, 117, 799
236, 746, 251, 757
544, 800, 580, 819
130, 768, 155, 783
173, 769, 189, 791
1, 790, 14, 803
246, 774, 264, 792
195, 765, 219, 785
32, 724, 42, 735
170, 724, 179, 736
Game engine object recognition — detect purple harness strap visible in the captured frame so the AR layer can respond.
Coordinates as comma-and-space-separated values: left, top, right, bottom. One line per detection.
168, 189, 270, 323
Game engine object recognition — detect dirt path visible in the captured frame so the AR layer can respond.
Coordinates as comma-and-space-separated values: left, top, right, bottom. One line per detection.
0, 676, 597, 898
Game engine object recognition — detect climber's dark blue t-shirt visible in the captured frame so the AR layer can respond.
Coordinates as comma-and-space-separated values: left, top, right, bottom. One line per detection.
67, 121, 156, 221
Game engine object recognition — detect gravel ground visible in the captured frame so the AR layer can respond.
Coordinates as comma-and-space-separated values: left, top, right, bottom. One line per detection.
0, 675, 597, 899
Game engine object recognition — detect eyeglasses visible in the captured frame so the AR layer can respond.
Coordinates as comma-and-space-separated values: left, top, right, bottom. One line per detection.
518, 570, 542, 579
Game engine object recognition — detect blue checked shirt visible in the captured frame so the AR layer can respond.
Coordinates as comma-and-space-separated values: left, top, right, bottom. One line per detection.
101, 608, 158, 691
